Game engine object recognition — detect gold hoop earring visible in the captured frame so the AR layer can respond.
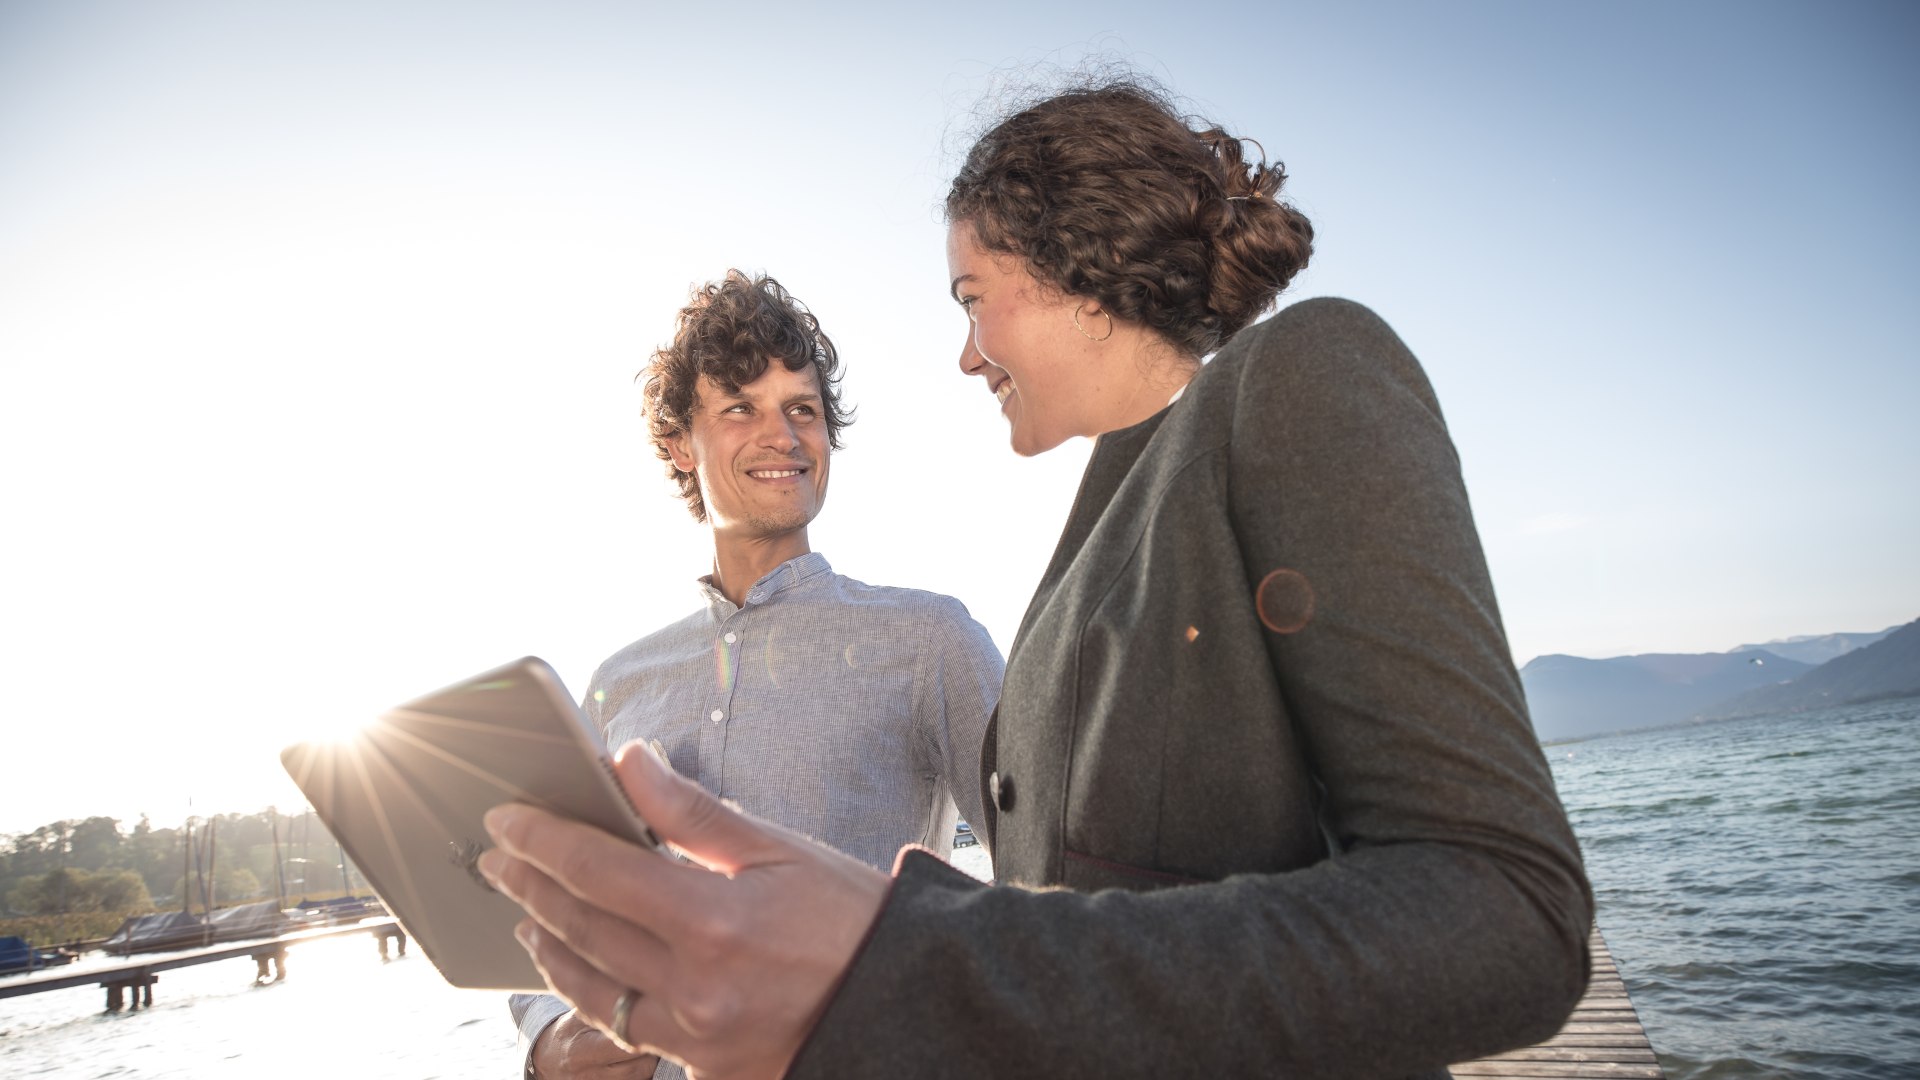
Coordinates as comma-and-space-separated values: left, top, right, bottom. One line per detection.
1073, 305, 1114, 342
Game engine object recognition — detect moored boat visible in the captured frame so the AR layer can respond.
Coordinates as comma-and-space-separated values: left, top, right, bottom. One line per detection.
0, 935, 79, 976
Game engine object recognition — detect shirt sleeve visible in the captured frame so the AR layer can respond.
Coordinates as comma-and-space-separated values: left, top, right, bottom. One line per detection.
508, 992, 571, 1078
912, 595, 1002, 842
784, 298, 1592, 1078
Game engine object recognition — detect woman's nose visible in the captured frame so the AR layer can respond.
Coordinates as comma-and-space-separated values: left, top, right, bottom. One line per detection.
957, 324, 985, 376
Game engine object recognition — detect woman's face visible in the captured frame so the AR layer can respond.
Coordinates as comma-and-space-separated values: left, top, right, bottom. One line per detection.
946, 222, 1101, 456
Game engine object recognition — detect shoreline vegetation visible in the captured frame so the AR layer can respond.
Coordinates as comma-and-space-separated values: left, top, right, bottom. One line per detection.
0, 809, 364, 949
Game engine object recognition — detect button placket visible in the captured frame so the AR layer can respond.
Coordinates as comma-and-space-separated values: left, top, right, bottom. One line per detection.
702, 613, 745, 792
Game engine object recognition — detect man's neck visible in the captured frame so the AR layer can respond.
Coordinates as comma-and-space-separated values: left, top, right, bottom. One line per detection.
708, 529, 812, 608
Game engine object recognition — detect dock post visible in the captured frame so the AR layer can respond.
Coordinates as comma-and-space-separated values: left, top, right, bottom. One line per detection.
252, 947, 289, 983
103, 974, 157, 1012
376, 925, 407, 961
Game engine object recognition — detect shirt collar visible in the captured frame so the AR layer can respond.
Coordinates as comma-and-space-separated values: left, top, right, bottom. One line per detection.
696, 551, 832, 614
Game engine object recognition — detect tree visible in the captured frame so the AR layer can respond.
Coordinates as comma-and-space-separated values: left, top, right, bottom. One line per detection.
169, 865, 262, 907
6, 867, 152, 915
68, 816, 123, 867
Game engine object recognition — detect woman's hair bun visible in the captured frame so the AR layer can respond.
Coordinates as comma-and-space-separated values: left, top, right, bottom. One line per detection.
948, 77, 1313, 356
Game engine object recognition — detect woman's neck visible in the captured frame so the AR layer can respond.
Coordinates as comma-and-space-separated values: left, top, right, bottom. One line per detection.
1097, 341, 1200, 435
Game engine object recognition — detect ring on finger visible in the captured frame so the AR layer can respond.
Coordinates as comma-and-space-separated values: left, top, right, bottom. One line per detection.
610, 986, 642, 1049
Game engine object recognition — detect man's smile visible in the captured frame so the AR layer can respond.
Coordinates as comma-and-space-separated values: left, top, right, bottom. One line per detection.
745, 463, 810, 480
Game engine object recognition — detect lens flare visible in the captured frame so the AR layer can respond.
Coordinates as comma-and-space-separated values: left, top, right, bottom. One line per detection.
1255, 568, 1316, 634
713, 636, 734, 692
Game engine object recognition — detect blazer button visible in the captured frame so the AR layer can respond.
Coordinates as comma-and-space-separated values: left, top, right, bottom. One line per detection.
989, 771, 1014, 812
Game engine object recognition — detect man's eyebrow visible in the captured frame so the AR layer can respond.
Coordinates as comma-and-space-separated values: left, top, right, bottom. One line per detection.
948, 274, 974, 303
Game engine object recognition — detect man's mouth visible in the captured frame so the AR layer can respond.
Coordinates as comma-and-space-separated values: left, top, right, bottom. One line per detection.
746, 466, 808, 480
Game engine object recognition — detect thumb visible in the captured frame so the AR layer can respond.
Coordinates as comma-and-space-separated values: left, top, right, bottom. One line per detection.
611, 740, 788, 875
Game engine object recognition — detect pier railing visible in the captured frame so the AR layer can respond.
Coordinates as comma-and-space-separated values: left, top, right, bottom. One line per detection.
0, 917, 407, 1012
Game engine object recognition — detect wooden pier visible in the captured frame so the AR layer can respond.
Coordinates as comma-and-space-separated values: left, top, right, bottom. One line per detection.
0, 918, 407, 1013
1452, 925, 1664, 1079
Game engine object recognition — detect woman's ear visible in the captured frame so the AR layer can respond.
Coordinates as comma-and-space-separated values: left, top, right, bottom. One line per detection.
1072, 301, 1115, 343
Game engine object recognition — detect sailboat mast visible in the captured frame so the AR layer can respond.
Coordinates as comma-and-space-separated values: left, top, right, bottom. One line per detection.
270, 808, 286, 910
181, 820, 194, 918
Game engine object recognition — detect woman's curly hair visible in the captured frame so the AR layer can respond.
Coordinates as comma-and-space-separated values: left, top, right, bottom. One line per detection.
947, 78, 1314, 357
640, 271, 851, 522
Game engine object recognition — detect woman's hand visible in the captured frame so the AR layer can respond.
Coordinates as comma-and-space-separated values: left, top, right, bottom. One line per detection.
480, 741, 891, 1080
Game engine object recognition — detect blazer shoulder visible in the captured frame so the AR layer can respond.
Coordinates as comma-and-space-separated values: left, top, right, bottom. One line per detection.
1211, 295, 1436, 416
1223, 297, 1405, 370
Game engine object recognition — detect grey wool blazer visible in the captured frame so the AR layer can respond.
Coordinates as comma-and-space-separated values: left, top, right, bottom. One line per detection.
788, 298, 1594, 1079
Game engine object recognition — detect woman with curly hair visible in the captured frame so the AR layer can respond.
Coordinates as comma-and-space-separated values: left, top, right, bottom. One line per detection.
481, 77, 1593, 1079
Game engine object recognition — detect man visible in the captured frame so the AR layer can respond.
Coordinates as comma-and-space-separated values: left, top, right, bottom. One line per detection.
509, 270, 1001, 1079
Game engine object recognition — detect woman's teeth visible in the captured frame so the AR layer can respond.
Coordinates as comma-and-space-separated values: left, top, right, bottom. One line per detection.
995, 383, 1012, 404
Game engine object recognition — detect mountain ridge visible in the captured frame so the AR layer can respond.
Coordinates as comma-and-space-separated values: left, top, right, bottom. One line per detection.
1704, 620, 1920, 720
1518, 621, 1915, 741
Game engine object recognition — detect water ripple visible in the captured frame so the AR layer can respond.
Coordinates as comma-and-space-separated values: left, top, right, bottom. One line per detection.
1551, 699, 1920, 1080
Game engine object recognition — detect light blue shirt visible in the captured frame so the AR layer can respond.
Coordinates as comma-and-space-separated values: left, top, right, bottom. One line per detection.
511, 552, 1002, 1076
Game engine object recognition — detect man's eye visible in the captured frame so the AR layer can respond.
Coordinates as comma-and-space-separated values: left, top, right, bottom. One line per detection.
790, 404, 817, 418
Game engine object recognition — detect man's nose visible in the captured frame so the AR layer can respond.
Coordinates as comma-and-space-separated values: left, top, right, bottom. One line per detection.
756, 410, 799, 451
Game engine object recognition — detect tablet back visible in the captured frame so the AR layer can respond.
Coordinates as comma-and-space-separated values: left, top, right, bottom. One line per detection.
281, 656, 657, 990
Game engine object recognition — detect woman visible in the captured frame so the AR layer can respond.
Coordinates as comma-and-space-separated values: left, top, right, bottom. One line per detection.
480, 78, 1592, 1079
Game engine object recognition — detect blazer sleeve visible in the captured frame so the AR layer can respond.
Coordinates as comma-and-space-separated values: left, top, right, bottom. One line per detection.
787, 298, 1592, 1079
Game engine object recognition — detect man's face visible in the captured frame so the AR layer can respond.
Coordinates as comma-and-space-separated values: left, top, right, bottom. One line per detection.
667, 362, 831, 540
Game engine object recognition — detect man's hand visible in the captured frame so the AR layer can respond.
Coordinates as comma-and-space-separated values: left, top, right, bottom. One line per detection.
532, 1009, 660, 1078
481, 741, 890, 1080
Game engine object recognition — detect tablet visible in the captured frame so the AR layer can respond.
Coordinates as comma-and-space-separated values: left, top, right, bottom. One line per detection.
281, 656, 660, 990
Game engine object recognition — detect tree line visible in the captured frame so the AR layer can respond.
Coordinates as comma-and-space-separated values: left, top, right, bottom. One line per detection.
1, 809, 361, 922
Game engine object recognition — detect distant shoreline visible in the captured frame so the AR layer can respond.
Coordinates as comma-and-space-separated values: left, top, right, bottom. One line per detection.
1538, 690, 1920, 747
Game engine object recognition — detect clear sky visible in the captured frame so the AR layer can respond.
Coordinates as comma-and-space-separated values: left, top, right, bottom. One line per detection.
2, 0, 1915, 834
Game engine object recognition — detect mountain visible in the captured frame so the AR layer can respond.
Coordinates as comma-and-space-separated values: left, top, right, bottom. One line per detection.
1520, 650, 1814, 741
1729, 626, 1899, 666
1704, 619, 1920, 719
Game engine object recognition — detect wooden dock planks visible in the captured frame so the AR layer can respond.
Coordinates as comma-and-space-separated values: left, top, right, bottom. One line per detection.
1451, 926, 1664, 1080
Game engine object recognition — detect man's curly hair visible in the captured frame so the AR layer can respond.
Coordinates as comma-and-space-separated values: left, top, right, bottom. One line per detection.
640, 271, 851, 522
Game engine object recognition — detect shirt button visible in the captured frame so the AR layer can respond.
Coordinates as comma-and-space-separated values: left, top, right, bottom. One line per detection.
710, 709, 724, 723
989, 771, 1014, 812
723, 632, 737, 644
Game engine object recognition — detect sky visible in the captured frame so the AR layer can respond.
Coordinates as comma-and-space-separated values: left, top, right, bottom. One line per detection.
2, 0, 1915, 835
